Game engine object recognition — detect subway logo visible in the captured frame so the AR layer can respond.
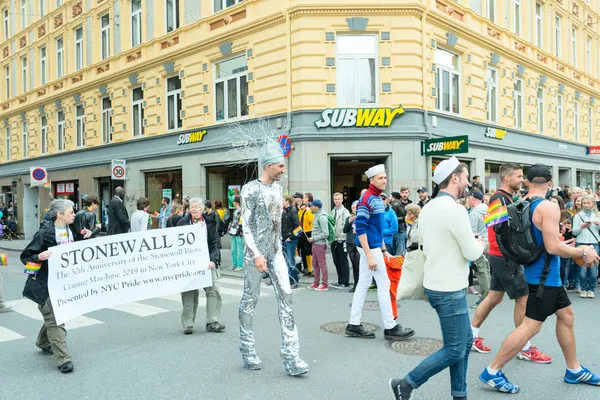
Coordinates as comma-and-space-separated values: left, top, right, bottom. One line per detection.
177, 130, 207, 145
314, 106, 405, 128
426, 139, 465, 152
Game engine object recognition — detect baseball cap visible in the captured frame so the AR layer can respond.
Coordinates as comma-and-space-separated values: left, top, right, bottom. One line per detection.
417, 186, 428, 193
527, 164, 552, 183
308, 199, 323, 208
380, 192, 388, 199
293, 192, 304, 199
391, 191, 401, 199
468, 190, 483, 201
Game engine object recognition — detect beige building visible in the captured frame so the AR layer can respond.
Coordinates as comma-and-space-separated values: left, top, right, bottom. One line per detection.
1, 0, 600, 238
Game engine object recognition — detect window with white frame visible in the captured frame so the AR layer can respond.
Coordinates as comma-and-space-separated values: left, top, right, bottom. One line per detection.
513, 0, 521, 35
214, 0, 242, 13
5, 128, 10, 161
132, 87, 144, 136
39, 0, 45, 17
434, 48, 460, 114
336, 35, 377, 107
20, 0, 26, 30
101, 14, 110, 60
21, 56, 27, 93
57, 110, 65, 151
40, 46, 46, 85
572, 28, 578, 67
587, 37, 592, 73
56, 37, 64, 78
214, 56, 249, 121
40, 115, 48, 154
486, 67, 498, 123
102, 97, 112, 143
557, 94, 564, 137
76, 104, 85, 147
555, 16, 562, 57
131, 0, 142, 47
537, 87, 544, 133
486, 0, 495, 22
74, 27, 83, 71
4, 65, 9, 99
166, 0, 179, 33
514, 78, 524, 128
166, 76, 182, 130
2, 9, 8, 40
589, 106, 593, 144
536, 2, 543, 48
574, 101, 580, 140
22, 121, 28, 158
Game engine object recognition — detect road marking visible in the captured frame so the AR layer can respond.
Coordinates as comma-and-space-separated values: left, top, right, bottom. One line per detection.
110, 302, 171, 317
11, 300, 43, 320
65, 316, 104, 329
0, 326, 25, 342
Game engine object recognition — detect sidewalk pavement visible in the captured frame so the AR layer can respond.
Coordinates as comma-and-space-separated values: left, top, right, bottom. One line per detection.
0, 239, 28, 252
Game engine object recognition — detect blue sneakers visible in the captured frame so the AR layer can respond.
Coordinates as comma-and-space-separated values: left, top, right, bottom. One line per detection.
479, 368, 520, 394
564, 366, 600, 386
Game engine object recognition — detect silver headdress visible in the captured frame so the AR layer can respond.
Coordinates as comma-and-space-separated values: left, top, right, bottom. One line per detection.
223, 118, 285, 170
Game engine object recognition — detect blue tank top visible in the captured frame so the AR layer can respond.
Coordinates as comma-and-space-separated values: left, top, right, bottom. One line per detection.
524, 200, 562, 287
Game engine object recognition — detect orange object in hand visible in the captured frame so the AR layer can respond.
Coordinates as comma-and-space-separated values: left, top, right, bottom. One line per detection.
385, 256, 403, 320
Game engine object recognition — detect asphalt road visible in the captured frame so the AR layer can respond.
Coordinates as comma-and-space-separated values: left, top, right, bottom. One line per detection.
2, 248, 600, 400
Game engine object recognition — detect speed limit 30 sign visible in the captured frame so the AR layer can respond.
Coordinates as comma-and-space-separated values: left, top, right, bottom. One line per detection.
111, 159, 127, 180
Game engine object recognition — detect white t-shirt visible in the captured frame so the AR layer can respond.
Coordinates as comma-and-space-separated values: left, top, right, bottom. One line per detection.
55, 226, 73, 246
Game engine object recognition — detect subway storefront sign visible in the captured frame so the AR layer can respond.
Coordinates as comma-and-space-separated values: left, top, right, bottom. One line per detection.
421, 136, 469, 156
314, 106, 405, 128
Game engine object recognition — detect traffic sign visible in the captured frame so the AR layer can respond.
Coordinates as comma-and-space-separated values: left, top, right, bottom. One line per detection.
278, 135, 292, 158
111, 159, 127, 180
30, 167, 48, 187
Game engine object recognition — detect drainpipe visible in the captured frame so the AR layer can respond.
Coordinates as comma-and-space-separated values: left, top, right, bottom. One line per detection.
283, 5, 293, 194
421, 9, 433, 193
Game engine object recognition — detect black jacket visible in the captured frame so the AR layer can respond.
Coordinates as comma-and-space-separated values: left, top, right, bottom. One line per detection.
166, 214, 182, 228
177, 213, 221, 265
343, 215, 356, 245
107, 196, 130, 235
74, 209, 100, 238
391, 200, 412, 232
282, 205, 300, 241
21, 222, 84, 305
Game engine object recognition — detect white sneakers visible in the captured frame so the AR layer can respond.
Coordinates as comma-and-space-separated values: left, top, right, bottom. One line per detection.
0, 302, 15, 312
580, 291, 596, 298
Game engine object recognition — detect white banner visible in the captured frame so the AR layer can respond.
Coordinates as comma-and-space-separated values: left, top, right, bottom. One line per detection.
47, 225, 212, 325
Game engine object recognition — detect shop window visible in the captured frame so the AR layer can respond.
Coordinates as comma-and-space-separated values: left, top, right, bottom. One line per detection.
214, 0, 242, 13
555, 16, 561, 57
206, 163, 257, 208
40, 46, 47, 85
56, 37, 64, 79
166, 76, 182, 131
574, 101, 580, 141
101, 13, 110, 60
536, 87, 544, 134
4, 128, 9, 161
434, 48, 460, 114
336, 34, 377, 107
514, 78, 523, 129
102, 97, 112, 143
556, 94, 563, 137
486, 67, 498, 123
21, 121, 27, 158
485, 163, 502, 193
131, 0, 142, 47
214, 55, 248, 121
74, 27, 83, 71
21, 56, 27, 93
76, 104, 85, 147
132, 87, 144, 136
145, 170, 182, 227
577, 171, 593, 189
166, 0, 179, 33
4, 65, 8, 100
40, 116, 48, 154
57, 110, 65, 151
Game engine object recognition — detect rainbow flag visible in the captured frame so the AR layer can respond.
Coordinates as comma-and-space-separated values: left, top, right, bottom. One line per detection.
24, 261, 42, 275
43, 181, 51, 189
0, 253, 7, 266
405, 219, 414, 226
487, 199, 503, 213
563, 209, 575, 218
293, 226, 303, 237
484, 206, 509, 228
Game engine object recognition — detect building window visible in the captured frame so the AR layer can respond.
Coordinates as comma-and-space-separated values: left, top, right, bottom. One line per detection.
214, 0, 242, 13
513, 0, 521, 35
572, 28, 578, 67
131, 0, 142, 47
74, 27, 83, 71
76, 104, 85, 147
166, 0, 179, 33
132, 87, 144, 136
537, 87, 544, 134
20, 0, 26, 29
336, 35, 377, 107
514, 77, 523, 129
535, 2, 542, 48
40, 46, 46, 85
166, 76, 182, 130
574, 101, 580, 141
587, 37, 592, 73
215, 56, 249, 121
2, 9, 8, 40
486, 0, 495, 22
555, 16, 561, 57
5, 128, 9, 161
22, 121, 28, 158
57, 110, 65, 151
21, 56, 27, 93
486, 67, 498, 123
101, 13, 110, 60
434, 48, 460, 114
40, 116, 48, 154
102, 97, 112, 143
56, 37, 64, 78
39, 0, 45, 17
56, 0, 62, 6
4, 65, 9, 99
557, 94, 563, 137
589, 106, 594, 144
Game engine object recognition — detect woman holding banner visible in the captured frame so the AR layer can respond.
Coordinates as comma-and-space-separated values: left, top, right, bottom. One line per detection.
177, 198, 225, 334
21, 199, 92, 373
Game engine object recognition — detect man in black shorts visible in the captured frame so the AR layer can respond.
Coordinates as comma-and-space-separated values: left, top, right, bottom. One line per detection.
470, 163, 551, 364
480, 164, 600, 394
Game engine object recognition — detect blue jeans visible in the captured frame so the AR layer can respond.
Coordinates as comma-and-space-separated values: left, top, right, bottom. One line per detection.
395, 231, 407, 256
406, 288, 472, 398
566, 259, 581, 289
282, 239, 299, 285
579, 244, 599, 292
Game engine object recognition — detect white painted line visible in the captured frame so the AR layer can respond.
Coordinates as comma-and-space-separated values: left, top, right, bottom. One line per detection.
110, 302, 171, 317
65, 316, 104, 329
0, 326, 25, 342
11, 299, 42, 320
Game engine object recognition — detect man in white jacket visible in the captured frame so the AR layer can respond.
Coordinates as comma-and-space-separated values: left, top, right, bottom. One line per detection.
389, 156, 484, 400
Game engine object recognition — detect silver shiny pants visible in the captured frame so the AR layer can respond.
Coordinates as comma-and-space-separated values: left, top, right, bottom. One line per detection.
238, 249, 308, 375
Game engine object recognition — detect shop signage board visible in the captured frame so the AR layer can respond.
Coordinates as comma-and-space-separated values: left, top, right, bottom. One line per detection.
485, 127, 506, 140
587, 146, 600, 155
314, 106, 405, 128
111, 159, 127, 180
177, 130, 207, 145
421, 136, 469, 156
56, 182, 75, 195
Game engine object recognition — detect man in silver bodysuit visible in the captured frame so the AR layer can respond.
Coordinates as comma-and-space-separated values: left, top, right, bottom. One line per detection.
238, 134, 309, 377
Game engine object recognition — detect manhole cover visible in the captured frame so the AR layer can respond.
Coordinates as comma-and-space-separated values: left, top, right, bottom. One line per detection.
385, 338, 444, 356
349, 301, 401, 310
320, 321, 381, 335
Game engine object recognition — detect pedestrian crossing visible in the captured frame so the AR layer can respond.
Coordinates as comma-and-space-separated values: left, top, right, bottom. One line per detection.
0, 277, 273, 344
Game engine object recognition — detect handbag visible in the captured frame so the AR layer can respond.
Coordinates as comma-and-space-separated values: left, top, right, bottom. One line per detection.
397, 230, 426, 300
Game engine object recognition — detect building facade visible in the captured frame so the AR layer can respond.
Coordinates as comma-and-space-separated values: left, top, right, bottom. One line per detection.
1, 0, 600, 238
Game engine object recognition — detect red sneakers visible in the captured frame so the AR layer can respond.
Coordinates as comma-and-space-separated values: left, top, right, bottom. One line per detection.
471, 337, 492, 354
315, 284, 329, 291
307, 284, 318, 290
517, 346, 552, 364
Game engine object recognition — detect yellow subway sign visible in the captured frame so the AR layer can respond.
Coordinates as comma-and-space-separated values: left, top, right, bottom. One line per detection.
314, 106, 405, 128
177, 130, 207, 145
421, 135, 469, 156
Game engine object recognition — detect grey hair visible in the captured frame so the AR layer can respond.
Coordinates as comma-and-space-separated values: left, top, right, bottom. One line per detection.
48, 199, 74, 220
188, 197, 205, 212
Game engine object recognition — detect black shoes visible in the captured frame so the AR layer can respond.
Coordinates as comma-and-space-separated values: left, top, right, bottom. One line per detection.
58, 361, 74, 373
206, 322, 226, 332
41, 346, 53, 355
389, 378, 413, 400
183, 327, 194, 335
345, 324, 375, 339
349, 286, 356, 293
384, 325, 415, 341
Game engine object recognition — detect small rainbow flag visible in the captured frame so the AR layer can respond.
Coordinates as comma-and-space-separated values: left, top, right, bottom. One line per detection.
0, 253, 7, 266
563, 209, 575, 218
43, 181, 51, 189
484, 206, 509, 228
293, 226, 303, 237
405, 219, 414, 226
487, 199, 503, 213
24, 261, 42, 275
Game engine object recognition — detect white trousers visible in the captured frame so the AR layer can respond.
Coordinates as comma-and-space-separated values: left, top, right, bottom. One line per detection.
349, 247, 396, 329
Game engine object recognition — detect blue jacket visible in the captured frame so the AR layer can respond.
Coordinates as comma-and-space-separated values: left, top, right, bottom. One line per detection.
382, 207, 398, 245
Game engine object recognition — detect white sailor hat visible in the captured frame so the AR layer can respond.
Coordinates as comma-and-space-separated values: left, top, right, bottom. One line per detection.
432, 156, 460, 185
365, 164, 385, 178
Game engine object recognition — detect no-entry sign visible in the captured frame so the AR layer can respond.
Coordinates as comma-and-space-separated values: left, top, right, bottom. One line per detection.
111, 159, 127, 180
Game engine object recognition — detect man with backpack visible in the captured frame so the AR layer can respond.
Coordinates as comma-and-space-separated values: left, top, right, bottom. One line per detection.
307, 199, 331, 291
470, 163, 552, 365
479, 164, 600, 394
